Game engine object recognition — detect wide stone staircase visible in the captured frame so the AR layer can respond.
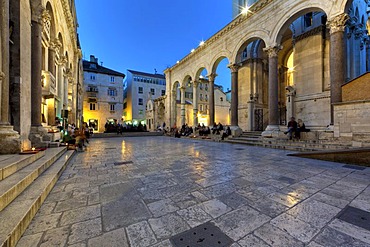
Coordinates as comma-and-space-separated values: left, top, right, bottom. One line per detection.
0, 147, 75, 247
225, 131, 354, 151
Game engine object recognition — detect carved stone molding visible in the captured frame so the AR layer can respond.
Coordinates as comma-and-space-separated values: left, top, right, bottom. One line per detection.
263, 46, 282, 58
327, 13, 350, 34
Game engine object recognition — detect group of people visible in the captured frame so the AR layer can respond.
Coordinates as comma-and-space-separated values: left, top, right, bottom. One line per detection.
62, 122, 91, 151
285, 117, 309, 140
105, 119, 147, 134
171, 122, 231, 140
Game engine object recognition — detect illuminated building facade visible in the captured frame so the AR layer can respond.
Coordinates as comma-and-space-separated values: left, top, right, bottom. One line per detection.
83, 56, 125, 132
0, 0, 82, 153
123, 70, 166, 126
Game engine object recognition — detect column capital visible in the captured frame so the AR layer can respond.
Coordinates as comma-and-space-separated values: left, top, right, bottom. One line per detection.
49, 39, 61, 52
263, 45, 282, 58
207, 73, 217, 82
327, 13, 349, 34
31, 5, 45, 23
58, 55, 68, 66
228, 63, 240, 73
179, 86, 186, 91
192, 80, 199, 87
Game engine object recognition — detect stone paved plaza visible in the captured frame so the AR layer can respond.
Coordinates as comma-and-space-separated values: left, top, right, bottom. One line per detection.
16, 136, 370, 247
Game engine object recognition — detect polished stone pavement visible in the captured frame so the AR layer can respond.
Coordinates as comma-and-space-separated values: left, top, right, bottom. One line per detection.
16, 136, 370, 247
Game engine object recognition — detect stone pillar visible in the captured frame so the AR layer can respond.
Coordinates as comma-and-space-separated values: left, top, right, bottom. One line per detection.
180, 86, 186, 126
0, 0, 21, 153
48, 41, 56, 76
328, 14, 349, 125
192, 80, 199, 127
228, 64, 239, 126
262, 45, 282, 137
286, 86, 296, 122
31, 17, 43, 127
366, 41, 370, 72
171, 88, 177, 127
29, 8, 51, 147
208, 73, 216, 127
0, 0, 10, 125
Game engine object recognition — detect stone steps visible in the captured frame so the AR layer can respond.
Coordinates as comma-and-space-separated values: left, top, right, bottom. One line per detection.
0, 152, 44, 181
0, 147, 67, 212
226, 132, 352, 152
0, 149, 74, 247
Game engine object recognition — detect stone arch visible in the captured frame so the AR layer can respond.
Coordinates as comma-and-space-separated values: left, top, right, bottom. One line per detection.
210, 51, 232, 73
181, 74, 192, 88
234, 36, 267, 63
232, 31, 269, 63
270, 3, 328, 45
194, 66, 209, 81
45, 2, 56, 41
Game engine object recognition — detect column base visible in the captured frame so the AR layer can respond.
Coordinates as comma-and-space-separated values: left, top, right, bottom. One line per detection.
29, 126, 51, 148
230, 126, 242, 137
0, 125, 21, 154
261, 125, 280, 138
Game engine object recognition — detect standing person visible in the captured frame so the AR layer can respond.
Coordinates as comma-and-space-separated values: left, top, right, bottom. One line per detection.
285, 117, 297, 140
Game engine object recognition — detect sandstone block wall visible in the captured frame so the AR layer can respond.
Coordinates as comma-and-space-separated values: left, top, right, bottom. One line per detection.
342, 72, 370, 102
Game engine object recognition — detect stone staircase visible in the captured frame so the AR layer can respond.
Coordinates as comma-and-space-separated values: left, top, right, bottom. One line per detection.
225, 131, 353, 151
0, 147, 75, 247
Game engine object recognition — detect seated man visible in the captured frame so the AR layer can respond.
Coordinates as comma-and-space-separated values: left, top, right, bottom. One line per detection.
285, 117, 297, 140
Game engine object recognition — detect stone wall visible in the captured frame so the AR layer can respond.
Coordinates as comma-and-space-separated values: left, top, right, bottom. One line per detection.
342, 72, 370, 102
334, 100, 370, 143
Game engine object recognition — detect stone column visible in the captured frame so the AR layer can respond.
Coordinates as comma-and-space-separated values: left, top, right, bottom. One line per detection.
48, 41, 56, 76
208, 73, 216, 126
0, 0, 10, 125
31, 15, 43, 127
192, 80, 199, 127
328, 13, 349, 125
262, 45, 282, 136
367, 41, 370, 72
0, 0, 21, 153
171, 88, 177, 127
228, 64, 239, 126
180, 86, 186, 126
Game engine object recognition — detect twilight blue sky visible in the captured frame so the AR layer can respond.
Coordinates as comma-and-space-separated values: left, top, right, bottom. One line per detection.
76, 0, 233, 91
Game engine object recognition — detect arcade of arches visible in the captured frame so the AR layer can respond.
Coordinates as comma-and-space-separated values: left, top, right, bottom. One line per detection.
165, 0, 370, 141
0, 0, 82, 153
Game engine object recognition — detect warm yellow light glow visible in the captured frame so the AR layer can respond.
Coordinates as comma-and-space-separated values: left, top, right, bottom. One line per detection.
31, 147, 35, 151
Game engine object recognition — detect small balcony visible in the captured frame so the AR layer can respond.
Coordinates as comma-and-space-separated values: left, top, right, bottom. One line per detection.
41, 70, 56, 98
86, 91, 98, 98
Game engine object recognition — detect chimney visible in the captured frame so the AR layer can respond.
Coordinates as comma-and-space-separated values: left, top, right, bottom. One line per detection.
90, 55, 95, 62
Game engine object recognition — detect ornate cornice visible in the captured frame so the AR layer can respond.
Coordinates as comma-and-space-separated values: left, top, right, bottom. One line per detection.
327, 13, 350, 34
60, 0, 78, 50
263, 45, 282, 58
294, 25, 326, 43
171, 0, 274, 69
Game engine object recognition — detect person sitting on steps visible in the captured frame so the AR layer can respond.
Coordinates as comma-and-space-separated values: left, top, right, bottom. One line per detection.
285, 117, 297, 140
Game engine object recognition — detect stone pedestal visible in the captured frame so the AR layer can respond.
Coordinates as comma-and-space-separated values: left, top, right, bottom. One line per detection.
0, 125, 21, 154
230, 126, 242, 137
261, 124, 280, 138
29, 126, 50, 148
